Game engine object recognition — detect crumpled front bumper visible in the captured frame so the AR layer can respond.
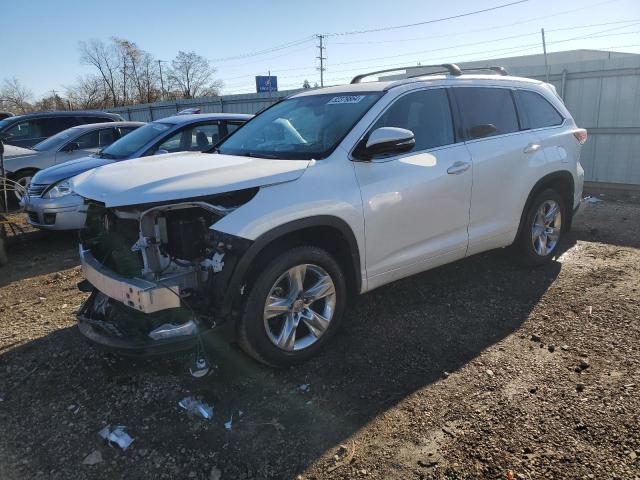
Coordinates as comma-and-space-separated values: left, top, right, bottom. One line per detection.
76, 294, 199, 357
80, 247, 186, 314
77, 248, 204, 356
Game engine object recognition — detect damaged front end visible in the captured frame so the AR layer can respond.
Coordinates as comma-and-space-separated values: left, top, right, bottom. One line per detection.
76, 189, 255, 356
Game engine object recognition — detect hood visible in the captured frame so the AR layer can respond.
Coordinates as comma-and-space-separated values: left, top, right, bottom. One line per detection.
32, 155, 114, 186
71, 151, 311, 207
3, 144, 36, 159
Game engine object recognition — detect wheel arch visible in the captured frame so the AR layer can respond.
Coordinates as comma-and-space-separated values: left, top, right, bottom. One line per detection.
515, 170, 575, 243
220, 215, 362, 318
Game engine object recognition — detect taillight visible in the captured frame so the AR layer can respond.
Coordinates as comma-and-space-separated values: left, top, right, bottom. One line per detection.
573, 129, 588, 145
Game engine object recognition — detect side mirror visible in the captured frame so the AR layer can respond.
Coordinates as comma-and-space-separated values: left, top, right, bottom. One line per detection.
63, 142, 80, 152
354, 127, 415, 160
154, 149, 169, 156
469, 123, 498, 139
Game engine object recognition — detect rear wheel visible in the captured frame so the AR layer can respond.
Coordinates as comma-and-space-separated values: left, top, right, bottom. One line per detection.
238, 246, 347, 367
514, 188, 565, 265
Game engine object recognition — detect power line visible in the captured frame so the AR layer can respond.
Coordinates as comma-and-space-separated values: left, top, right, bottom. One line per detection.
210, 36, 316, 63
323, 0, 528, 36
332, 18, 640, 45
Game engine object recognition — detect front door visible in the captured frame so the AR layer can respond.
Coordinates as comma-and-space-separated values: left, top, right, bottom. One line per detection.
353, 88, 472, 289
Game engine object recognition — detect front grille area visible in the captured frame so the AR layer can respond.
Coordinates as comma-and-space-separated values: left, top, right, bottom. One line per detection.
28, 183, 47, 197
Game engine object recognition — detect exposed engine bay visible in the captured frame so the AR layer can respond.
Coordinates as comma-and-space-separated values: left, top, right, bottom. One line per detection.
77, 189, 257, 351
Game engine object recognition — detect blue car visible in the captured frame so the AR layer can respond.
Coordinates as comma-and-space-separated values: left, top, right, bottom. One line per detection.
23, 113, 252, 230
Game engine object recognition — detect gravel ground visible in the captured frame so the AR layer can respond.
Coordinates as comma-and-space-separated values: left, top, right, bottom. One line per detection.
0, 199, 639, 480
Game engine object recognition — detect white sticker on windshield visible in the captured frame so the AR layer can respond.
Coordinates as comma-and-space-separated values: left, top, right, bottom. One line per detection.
327, 95, 365, 105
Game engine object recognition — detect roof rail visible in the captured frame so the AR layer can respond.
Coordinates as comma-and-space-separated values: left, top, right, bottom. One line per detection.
456, 66, 509, 76
350, 64, 462, 84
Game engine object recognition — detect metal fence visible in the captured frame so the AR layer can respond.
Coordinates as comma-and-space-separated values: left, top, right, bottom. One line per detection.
108, 56, 640, 186
107, 90, 302, 122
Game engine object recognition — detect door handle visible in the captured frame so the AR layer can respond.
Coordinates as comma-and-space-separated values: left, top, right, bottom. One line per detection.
447, 161, 471, 175
523, 143, 541, 153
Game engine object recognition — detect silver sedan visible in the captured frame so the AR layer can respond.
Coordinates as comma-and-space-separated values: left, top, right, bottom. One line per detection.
5, 121, 143, 203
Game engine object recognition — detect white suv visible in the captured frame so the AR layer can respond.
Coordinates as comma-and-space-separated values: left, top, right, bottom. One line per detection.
71, 64, 587, 367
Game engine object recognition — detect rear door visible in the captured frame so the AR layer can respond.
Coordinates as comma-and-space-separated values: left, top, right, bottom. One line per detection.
453, 86, 545, 256
353, 88, 473, 288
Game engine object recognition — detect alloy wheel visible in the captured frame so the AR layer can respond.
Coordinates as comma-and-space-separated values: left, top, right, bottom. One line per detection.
263, 263, 337, 351
531, 199, 562, 256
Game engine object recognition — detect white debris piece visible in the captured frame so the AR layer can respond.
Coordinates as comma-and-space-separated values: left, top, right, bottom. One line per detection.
98, 425, 134, 450
178, 396, 214, 420
224, 415, 233, 431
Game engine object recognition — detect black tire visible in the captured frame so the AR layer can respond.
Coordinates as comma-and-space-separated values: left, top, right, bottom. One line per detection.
238, 246, 347, 367
514, 188, 566, 266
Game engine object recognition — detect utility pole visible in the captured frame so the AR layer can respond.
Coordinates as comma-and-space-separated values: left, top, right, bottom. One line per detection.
316, 34, 326, 87
541, 28, 549, 83
158, 60, 165, 100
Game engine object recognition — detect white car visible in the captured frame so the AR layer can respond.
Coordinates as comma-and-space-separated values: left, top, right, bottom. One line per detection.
71, 64, 586, 367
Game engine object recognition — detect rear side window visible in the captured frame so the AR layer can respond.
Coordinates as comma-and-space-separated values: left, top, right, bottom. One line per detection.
517, 90, 564, 129
78, 116, 113, 124
455, 87, 519, 139
5, 120, 41, 140
372, 89, 454, 151
40, 117, 78, 136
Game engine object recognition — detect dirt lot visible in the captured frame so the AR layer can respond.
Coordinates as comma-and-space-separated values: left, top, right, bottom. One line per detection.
0, 199, 639, 480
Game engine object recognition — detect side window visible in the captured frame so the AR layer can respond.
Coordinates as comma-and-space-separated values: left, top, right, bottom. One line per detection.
78, 116, 109, 124
455, 87, 519, 139
73, 130, 100, 149
225, 122, 244, 138
371, 89, 454, 151
156, 129, 185, 153
98, 128, 117, 147
517, 90, 564, 129
118, 126, 138, 136
6, 120, 41, 140
189, 123, 221, 151
40, 117, 78, 137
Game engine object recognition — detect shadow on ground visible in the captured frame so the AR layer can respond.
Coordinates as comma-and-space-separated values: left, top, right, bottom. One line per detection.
0, 236, 570, 479
0, 230, 78, 287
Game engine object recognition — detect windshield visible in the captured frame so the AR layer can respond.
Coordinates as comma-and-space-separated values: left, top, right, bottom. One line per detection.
32, 128, 79, 151
217, 92, 382, 160
100, 122, 172, 159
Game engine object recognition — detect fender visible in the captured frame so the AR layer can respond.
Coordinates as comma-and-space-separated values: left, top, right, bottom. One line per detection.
515, 170, 575, 242
216, 215, 362, 319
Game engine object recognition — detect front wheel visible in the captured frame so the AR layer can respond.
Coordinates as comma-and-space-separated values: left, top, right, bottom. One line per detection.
514, 188, 565, 265
238, 246, 347, 367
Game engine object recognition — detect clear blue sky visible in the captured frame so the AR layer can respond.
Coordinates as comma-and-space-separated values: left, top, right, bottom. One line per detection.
1, 0, 639, 97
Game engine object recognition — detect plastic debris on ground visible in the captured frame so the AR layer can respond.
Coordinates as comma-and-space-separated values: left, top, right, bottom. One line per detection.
98, 425, 134, 450
82, 450, 103, 465
586, 196, 603, 204
189, 356, 210, 378
298, 384, 310, 392
224, 414, 233, 431
178, 396, 214, 420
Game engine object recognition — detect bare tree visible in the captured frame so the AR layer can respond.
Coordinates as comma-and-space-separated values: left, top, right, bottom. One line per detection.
79, 39, 121, 107
113, 38, 160, 104
167, 51, 221, 99
0, 78, 34, 113
33, 91, 69, 111
65, 75, 108, 109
